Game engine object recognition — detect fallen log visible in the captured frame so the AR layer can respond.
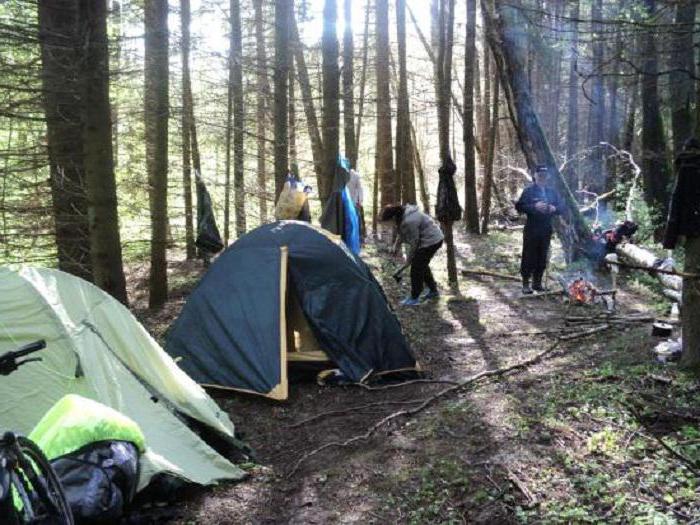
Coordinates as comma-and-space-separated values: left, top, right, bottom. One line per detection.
663, 289, 682, 303
613, 243, 683, 291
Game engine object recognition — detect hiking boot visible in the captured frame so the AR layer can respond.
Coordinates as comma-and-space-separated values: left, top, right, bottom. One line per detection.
533, 273, 546, 292
421, 289, 440, 301
400, 297, 422, 306
522, 279, 533, 295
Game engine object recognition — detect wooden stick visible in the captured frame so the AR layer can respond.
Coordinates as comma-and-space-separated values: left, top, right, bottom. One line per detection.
506, 468, 539, 507
606, 259, 700, 279
287, 325, 610, 476
461, 268, 521, 282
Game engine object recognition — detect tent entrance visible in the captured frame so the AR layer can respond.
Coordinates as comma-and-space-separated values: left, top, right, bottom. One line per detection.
285, 280, 331, 365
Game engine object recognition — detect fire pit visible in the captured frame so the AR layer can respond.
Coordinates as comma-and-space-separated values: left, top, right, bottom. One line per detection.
558, 271, 617, 312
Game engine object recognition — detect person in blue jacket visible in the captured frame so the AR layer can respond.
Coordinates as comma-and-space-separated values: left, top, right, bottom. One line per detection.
515, 165, 563, 294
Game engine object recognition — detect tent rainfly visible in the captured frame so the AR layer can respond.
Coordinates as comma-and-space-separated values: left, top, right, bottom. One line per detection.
166, 221, 419, 400
0, 266, 245, 489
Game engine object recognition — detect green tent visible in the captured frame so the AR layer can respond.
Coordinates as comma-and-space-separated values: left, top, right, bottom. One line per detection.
0, 266, 245, 489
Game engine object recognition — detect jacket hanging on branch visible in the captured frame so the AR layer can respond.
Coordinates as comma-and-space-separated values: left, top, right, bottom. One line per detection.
664, 142, 700, 249
435, 157, 462, 222
195, 171, 224, 254
320, 156, 361, 254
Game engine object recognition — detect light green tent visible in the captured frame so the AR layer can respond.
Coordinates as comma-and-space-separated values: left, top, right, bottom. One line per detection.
0, 266, 245, 489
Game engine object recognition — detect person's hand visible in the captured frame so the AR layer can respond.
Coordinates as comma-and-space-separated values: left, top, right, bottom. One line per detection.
535, 201, 548, 212
547, 204, 556, 213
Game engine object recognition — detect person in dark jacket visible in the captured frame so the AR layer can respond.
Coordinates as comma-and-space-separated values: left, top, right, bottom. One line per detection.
664, 137, 700, 249
515, 165, 564, 294
381, 204, 444, 306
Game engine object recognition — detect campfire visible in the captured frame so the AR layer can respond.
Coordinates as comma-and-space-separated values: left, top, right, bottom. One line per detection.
567, 277, 597, 305
557, 271, 616, 312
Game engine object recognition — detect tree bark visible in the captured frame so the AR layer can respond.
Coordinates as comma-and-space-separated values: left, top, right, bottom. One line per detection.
180, 0, 195, 256
395, 0, 415, 204
375, 0, 394, 208
144, 0, 169, 307
322, 0, 340, 205
38, 0, 93, 282
80, 0, 128, 304
253, 0, 270, 222
342, 0, 356, 168
410, 122, 430, 213
670, 2, 695, 157
463, 0, 479, 233
231, 0, 245, 236
291, 16, 324, 190
586, 0, 605, 192
564, 0, 580, 191
640, 0, 671, 219
274, 0, 292, 197
482, 0, 595, 261
435, 0, 458, 284
354, 0, 371, 161
481, 71, 499, 234
681, 236, 700, 371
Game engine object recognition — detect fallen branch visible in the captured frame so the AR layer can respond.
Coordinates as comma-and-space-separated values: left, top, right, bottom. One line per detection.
461, 268, 521, 282
622, 400, 700, 477
518, 290, 564, 299
605, 258, 700, 279
287, 325, 610, 476
357, 378, 459, 391
506, 468, 539, 508
287, 399, 425, 429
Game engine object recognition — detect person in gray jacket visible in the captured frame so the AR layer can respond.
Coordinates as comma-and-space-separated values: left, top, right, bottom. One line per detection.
380, 204, 444, 305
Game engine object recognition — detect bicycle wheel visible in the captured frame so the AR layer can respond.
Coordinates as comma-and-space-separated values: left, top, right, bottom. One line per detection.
11, 436, 73, 525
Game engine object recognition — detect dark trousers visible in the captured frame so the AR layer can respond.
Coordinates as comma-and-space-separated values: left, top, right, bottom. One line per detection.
411, 241, 443, 299
520, 230, 551, 282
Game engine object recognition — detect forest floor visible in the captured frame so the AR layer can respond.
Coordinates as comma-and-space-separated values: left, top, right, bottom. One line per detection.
131, 229, 700, 524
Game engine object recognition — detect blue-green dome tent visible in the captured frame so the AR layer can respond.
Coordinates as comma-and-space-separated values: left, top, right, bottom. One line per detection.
166, 221, 419, 400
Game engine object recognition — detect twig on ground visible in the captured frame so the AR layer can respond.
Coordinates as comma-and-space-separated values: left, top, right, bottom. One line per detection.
518, 290, 564, 299
505, 467, 539, 508
356, 378, 460, 391
461, 268, 521, 282
622, 400, 700, 477
287, 399, 425, 429
287, 325, 610, 477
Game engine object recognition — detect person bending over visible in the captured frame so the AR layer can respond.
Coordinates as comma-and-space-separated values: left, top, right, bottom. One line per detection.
380, 204, 444, 306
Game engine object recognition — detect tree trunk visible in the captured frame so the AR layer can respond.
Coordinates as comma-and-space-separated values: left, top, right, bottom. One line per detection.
481, 71, 499, 234
144, 0, 169, 308
38, 0, 93, 282
342, 0, 356, 168
564, 0, 580, 190
375, 0, 394, 208
231, 0, 245, 236
670, 2, 695, 157
321, 0, 340, 205
274, 0, 292, 196
253, 0, 270, 221
681, 236, 700, 371
482, 0, 595, 261
289, 57, 298, 171
395, 0, 415, 204
411, 122, 430, 213
614, 243, 682, 291
640, 0, 671, 220
180, 0, 195, 256
436, 0, 458, 284
291, 16, 324, 190
354, 0, 371, 162
586, 0, 605, 192
463, 0, 479, 233
80, 0, 128, 304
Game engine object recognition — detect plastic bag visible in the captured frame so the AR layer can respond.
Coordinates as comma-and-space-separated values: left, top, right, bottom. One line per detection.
275, 180, 309, 220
